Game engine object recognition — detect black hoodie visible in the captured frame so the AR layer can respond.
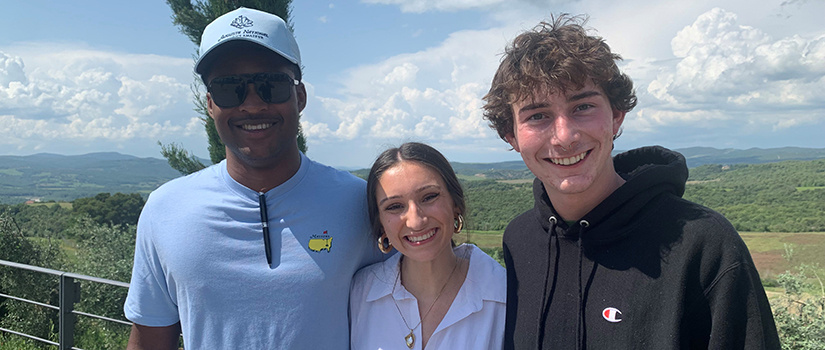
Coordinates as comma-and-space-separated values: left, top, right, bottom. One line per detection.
502, 146, 780, 350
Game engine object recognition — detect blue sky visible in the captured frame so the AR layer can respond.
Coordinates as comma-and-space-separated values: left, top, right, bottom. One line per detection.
1, 0, 823, 168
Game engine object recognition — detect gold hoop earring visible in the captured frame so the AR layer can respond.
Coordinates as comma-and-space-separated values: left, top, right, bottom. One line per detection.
377, 233, 393, 254
454, 214, 464, 233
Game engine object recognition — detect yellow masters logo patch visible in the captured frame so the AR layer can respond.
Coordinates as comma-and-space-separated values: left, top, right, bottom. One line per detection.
308, 230, 332, 252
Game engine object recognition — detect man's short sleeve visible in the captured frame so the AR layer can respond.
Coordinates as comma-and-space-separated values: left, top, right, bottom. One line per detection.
123, 203, 180, 327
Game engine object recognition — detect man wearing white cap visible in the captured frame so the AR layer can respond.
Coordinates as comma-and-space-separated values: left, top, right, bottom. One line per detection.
124, 7, 381, 349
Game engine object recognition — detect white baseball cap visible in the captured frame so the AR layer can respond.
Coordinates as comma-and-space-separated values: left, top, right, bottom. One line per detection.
195, 7, 301, 77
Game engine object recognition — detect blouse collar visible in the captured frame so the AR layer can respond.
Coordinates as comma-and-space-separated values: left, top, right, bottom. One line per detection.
365, 244, 506, 307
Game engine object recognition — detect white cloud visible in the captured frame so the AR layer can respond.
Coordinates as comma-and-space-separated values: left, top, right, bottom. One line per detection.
0, 45, 205, 157
116, 75, 190, 122
640, 8, 825, 130
382, 62, 419, 84
301, 26, 510, 148
0, 52, 27, 85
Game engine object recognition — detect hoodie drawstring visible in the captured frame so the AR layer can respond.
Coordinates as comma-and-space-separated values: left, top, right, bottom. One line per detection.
577, 220, 590, 350
536, 216, 558, 350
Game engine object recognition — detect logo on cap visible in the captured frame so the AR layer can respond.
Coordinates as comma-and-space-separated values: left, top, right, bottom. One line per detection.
230, 15, 254, 29
602, 307, 622, 322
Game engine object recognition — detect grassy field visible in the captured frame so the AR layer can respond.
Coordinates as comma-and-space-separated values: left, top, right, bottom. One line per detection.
455, 230, 503, 249
456, 174, 489, 182
27, 237, 80, 265
26, 201, 73, 209
456, 230, 825, 280
740, 232, 825, 279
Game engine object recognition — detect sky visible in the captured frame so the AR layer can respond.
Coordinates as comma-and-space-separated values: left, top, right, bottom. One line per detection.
0, 0, 823, 168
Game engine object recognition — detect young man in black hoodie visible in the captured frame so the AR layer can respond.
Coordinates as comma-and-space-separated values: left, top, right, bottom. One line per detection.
482, 15, 780, 349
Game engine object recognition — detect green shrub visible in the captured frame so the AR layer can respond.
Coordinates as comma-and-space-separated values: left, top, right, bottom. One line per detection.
772, 244, 825, 349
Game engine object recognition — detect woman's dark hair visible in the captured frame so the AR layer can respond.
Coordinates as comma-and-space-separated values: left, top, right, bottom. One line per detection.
366, 142, 466, 240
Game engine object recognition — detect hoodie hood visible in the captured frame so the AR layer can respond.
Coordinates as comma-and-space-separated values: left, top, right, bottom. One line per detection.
532, 146, 688, 245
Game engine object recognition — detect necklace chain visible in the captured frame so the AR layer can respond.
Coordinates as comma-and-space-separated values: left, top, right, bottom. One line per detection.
390, 250, 463, 348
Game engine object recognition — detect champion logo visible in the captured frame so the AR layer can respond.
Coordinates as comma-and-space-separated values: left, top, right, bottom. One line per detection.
602, 307, 622, 322
230, 15, 254, 29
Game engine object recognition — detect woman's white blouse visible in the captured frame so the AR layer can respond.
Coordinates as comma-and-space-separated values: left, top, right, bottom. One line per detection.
350, 244, 506, 350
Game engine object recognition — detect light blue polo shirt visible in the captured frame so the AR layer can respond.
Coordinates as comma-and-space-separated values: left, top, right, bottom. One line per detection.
124, 153, 381, 349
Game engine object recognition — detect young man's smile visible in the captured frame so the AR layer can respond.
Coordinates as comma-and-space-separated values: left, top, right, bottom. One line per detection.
507, 81, 625, 202
547, 150, 590, 166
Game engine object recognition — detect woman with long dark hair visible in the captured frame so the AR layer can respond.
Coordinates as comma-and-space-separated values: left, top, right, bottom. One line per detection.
350, 142, 505, 349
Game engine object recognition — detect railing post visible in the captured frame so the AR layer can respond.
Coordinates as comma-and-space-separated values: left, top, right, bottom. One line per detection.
59, 274, 81, 350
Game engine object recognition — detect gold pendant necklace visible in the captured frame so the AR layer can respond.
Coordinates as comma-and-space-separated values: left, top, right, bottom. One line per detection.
405, 331, 415, 348
391, 253, 462, 349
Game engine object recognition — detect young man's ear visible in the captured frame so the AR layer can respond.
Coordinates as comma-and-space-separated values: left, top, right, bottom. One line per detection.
612, 108, 626, 136
505, 133, 521, 153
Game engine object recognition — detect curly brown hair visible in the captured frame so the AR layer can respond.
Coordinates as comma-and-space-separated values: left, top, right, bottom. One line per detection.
482, 14, 637, 141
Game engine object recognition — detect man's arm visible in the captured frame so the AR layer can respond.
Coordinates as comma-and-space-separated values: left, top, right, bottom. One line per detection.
126, 322, 181, 350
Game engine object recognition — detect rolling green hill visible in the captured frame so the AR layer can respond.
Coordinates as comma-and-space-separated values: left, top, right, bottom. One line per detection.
684, 159, 825, 232
676, 146, 825, 167
0, 153, 182, 204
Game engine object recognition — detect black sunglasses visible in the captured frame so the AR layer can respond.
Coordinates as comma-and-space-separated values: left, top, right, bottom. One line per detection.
208, 72, 299, 108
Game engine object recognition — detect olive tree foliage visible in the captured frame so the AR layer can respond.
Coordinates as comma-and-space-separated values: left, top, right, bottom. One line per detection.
160, 0, 307, 175
773, 244, 825, 350
0, 192, 143, 348
72, 192, 145, 227
65, 218, 136, 350
0, 213, 63, 345
0, 203, 73, 239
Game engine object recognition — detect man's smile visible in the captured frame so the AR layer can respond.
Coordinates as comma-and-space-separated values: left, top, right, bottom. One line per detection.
240, 122, 275, 131
548, 150, 589, 166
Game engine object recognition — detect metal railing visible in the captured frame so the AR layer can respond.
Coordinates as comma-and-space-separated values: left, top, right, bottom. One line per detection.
0, 259, 132, 350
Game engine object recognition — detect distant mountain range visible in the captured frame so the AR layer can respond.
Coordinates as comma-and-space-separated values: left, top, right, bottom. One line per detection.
670, 146, 825, 167
1, 147, 823, 204
443, 146, 825, 179
0, 152, 181, 204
